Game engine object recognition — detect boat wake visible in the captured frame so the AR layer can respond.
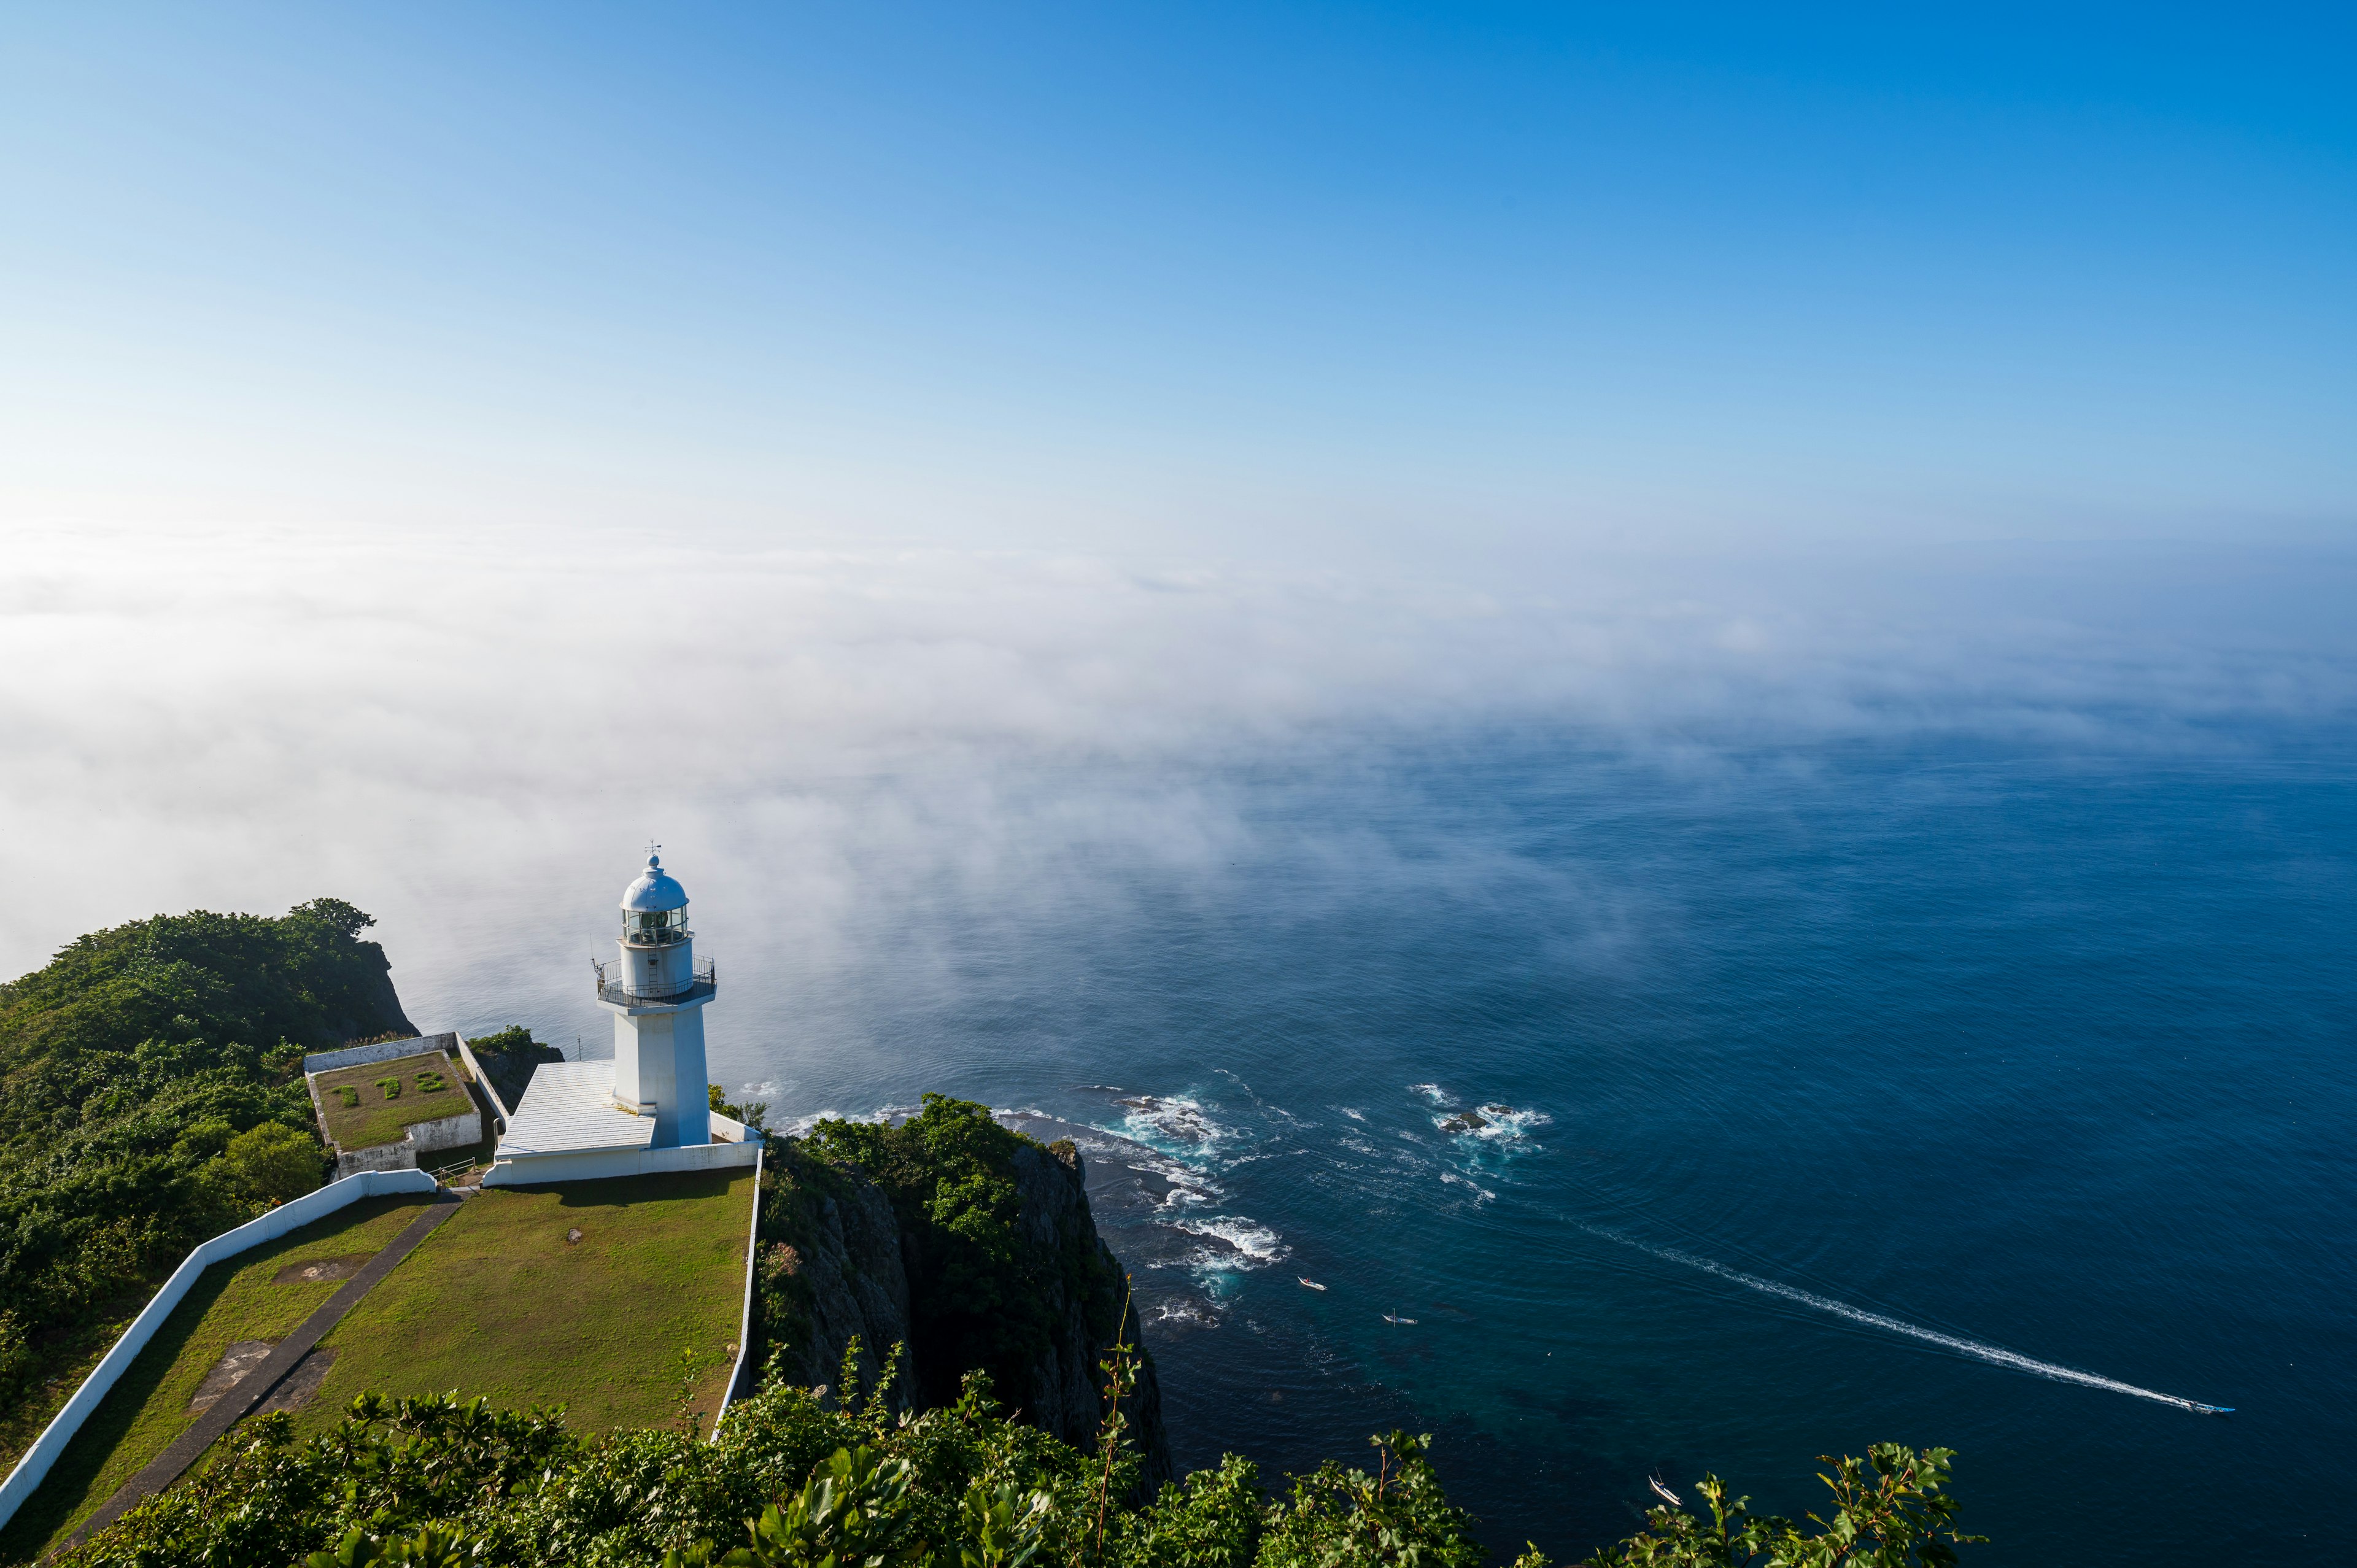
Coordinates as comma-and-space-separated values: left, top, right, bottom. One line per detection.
1585, 1224, 2232, 1415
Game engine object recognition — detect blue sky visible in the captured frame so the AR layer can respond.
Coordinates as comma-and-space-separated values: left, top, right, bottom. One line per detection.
4, 2, 2353, 559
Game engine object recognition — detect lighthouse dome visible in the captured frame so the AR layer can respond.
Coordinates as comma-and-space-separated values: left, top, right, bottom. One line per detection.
621, 853, 688, 913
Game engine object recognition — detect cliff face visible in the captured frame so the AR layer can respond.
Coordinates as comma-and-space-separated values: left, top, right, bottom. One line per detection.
1004, 1139, 1168, 1481
760, 1148, 921, 1400
758, 1118, 1172, 1488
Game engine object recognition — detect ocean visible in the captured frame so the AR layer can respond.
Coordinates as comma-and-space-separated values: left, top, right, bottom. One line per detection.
426, 732, 2355, 1563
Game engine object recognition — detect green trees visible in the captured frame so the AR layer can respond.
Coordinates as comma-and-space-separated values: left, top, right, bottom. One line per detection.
50, 1358, 1475, 1568
464, 1025, 565, 1110
0, 902, 411, 1410
1253, 1433, 1484, 1568
803, 1095, 1070, 1411
50, 1364, 1969, 1568
710, 1083, 771, 1132
221, 1121, 325, 1203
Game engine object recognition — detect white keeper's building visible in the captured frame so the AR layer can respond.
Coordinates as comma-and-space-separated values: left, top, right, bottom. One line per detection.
481, 852, 761, 1186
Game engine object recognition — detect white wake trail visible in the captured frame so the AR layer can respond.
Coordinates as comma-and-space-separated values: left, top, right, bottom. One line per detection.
1588, 1226, 2232, 1415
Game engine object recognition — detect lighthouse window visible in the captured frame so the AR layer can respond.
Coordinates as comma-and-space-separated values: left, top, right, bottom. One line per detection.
627, 907, 688, 943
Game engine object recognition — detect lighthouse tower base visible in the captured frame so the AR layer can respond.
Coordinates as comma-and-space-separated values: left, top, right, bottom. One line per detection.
485, 1061, 759, 1186
608, 998, 713, 1148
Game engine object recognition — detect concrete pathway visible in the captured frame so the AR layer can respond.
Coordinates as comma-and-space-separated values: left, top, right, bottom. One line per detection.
58, 1191, 464, 1553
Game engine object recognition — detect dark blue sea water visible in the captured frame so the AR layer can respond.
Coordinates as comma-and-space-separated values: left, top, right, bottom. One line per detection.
610, 735, 2357, 1561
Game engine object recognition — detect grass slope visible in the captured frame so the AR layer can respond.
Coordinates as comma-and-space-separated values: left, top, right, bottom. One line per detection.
0, 1193, 433, 1562
303, 1171, 753, 1437
312, 1052, 472, 1151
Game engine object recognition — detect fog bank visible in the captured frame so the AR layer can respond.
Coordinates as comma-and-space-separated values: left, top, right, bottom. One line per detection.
5, 520, 2350, 1053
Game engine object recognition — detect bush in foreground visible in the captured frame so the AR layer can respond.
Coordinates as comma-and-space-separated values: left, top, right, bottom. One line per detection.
48, 1343, 1976, 1568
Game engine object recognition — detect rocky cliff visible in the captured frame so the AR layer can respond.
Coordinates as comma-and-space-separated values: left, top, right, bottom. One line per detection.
756, 1099, 1172, 1487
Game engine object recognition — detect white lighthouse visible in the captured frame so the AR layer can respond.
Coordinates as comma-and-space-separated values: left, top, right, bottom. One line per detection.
483, 849, 760, 1186
595, 851, 715, 1146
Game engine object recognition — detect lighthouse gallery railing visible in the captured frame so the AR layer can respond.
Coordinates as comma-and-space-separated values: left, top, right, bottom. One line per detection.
593, 956, 716, 1005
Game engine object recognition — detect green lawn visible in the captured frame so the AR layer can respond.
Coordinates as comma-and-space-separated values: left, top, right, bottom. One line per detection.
0, 1193, 434, 1563
300, 1170, 754, 1437
312, 1051, 473, 1151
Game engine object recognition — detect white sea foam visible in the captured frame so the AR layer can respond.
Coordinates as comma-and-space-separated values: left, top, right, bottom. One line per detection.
1143, 1157, 1222, 1208
1339, 1108, 1367, 1122
1031, 1108, 1225, 1210
1174, 1216, 1288, 1270
1409, 1083, 1450, 1105
1440, 1171, 1498, 1202
779, 1102, 918, 1137
1115, 1094, 1233, 1150
1585, 1225, 2232, 1416
1433, 1101, 1551, 1143
1147, 1299, 1220, 1329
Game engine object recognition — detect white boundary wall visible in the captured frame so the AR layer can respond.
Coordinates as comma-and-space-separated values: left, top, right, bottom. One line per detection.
451, 1033, 510, 1131
0, 1168, 439, 1534
711, 1140, 765, 1439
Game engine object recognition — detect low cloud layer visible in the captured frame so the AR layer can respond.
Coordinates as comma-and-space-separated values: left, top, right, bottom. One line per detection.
5, 520, 2350, 1049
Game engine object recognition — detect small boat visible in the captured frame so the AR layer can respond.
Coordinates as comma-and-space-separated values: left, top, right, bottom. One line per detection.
1649, 1475, 1681, 1507
1383, 1312, 1418, 1326
1298, 1276, 1326, 1291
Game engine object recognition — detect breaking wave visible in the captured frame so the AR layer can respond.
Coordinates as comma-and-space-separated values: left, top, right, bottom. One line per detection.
1440, 1170, 1498, 1202
1115, 1093, 1235, 1151
1172, 1215, 1289, 1272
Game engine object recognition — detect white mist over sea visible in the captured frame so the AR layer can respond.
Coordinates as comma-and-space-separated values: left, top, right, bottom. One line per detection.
6, 519, 2350, 997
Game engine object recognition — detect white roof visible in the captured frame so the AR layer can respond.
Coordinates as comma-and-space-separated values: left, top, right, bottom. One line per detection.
497, 1062, 658, 1156
622, 852, 689, 913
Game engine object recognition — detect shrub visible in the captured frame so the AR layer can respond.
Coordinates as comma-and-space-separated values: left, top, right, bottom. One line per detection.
417, 1070, 449, 1094
338, 1085, 362, 1108
375, 1077, 403, 1100
1569, 1445, 1981, 1568
1255, 1432, 1482, 1568
53, 1365, 1976, 1568
709, 1083, 770, 1132
0, 1308, 34, 1408
223, 1121, 325, 1203
465, 1025, 566, 1108
172, 1118, 238, 1159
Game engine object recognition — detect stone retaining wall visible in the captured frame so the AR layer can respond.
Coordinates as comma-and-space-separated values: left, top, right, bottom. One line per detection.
303, 1033, 460, 1076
